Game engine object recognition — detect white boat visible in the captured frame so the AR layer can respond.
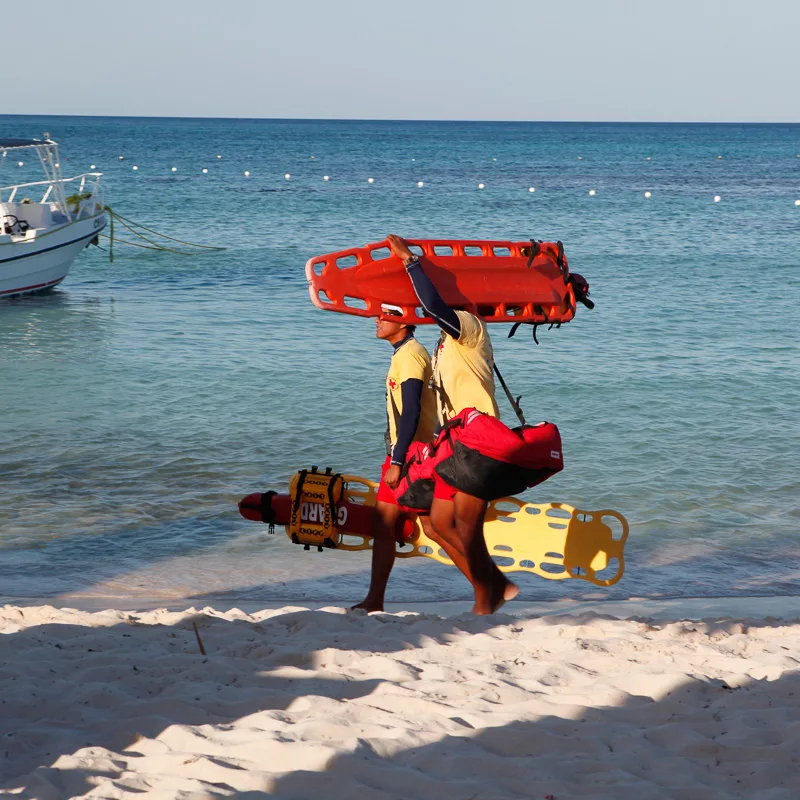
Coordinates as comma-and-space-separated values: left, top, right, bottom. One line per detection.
0, 137, 106, 298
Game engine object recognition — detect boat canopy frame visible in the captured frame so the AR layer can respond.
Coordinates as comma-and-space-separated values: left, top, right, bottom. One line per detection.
0, 137, 102, 222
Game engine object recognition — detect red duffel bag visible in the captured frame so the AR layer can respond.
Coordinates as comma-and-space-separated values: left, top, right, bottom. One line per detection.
394, 408, 564, 508
393, 441, 437, 512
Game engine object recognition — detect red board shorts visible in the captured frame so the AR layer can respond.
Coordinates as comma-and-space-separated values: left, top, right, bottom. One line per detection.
377, 456, 418, 543
376, 455, 399, 505
433, 474, 458, 502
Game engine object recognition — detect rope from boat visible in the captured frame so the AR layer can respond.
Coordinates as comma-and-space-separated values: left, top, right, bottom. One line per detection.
102, 206, 226, 262
98, 233, 183, 252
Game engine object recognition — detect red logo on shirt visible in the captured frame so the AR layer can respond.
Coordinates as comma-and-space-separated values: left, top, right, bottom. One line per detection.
388, 378, 397, 390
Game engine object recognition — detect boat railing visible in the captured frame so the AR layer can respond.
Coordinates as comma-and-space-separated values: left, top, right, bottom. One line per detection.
0, 173, 105, 218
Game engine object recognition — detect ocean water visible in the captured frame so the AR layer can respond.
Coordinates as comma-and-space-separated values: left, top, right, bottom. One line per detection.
1, 115, 798, 606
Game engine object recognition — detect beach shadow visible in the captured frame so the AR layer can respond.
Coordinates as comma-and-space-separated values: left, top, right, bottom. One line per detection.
3, 609, 798, 797
0, 607, 511, 794
262, 668, 800, 799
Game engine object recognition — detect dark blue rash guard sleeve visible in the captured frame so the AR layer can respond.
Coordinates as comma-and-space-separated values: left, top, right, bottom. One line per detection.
405, 260, 461, 338
391, 378, 424, 465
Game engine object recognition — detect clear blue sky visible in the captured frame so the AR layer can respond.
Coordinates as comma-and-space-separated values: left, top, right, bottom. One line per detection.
7, 0, 799, 122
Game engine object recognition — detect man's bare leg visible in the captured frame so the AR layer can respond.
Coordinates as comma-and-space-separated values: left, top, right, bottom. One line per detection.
431, 494, 519, 614
454, 493, 519, 613
418, 512, 472, 576
352, 500, 400, 612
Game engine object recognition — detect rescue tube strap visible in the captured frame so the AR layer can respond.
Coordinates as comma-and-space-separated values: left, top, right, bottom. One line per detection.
430, 331, 458, 423
260, 490, 277, 534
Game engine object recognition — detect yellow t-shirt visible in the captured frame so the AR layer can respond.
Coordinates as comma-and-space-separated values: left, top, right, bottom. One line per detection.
386, 337, 438, 450
433, 310, 499, 422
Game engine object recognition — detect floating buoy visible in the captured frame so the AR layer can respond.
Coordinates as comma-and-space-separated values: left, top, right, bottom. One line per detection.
717, 155, 723, 160
132, 166, 138, 171
244, 170, 250, 177
118, 156, 124, 160
492, 158, 497, 161
478, 183, 485, 189
55, 162, 59, 167
644, 191, 651, 198
323, 175, 330, 181
171, 167, 178, 173
284, 173, 291, 180
646, 157, 651, 161
310, 155, 315, 160
528, 187, 535, 193
90, 164, 96, 169
588, 189, 596, 196
367, 177, 374, 184
217, 155, 222, 159
714, 195, 721, 202
578, 156, 583, 160
794, 199, 800, 206
17, 161, 23, 167
417, 181, 424, 187
202, 168, 208, 174
411, 158, 415, 161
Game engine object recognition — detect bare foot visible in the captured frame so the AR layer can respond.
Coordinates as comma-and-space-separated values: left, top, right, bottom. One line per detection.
472, 577, 519, 615
350, 600, 384, 613
494, 578, 520, 612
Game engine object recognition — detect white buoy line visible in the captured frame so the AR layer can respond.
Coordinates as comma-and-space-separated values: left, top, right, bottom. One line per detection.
99, 163, 800, 205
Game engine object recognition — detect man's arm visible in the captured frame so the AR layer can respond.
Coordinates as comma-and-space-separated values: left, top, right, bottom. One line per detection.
391, 378, 424, 466
386, 234, 461, 338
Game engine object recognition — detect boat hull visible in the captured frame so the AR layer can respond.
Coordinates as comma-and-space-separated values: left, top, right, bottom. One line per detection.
0, 214, 106, 297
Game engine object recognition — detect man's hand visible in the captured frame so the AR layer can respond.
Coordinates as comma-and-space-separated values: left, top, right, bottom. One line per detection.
386, 234, 416, 265
384, 463, 402, 489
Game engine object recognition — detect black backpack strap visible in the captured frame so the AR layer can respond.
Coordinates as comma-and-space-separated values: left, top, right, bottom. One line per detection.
290, 469, 308, 525
492, 362, 526, 426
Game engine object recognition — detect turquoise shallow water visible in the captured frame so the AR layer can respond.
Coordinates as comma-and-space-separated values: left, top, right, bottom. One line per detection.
1, 116, 798, 604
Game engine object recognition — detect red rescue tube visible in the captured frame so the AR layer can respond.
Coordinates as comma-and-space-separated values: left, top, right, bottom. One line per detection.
306, 239, 577, 326
238, 492, 416, 541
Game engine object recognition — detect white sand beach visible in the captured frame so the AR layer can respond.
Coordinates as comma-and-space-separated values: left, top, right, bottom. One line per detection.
1, 600, 799, 799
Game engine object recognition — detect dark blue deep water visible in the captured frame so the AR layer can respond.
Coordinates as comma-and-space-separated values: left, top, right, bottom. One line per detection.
1, 116, 798, 605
